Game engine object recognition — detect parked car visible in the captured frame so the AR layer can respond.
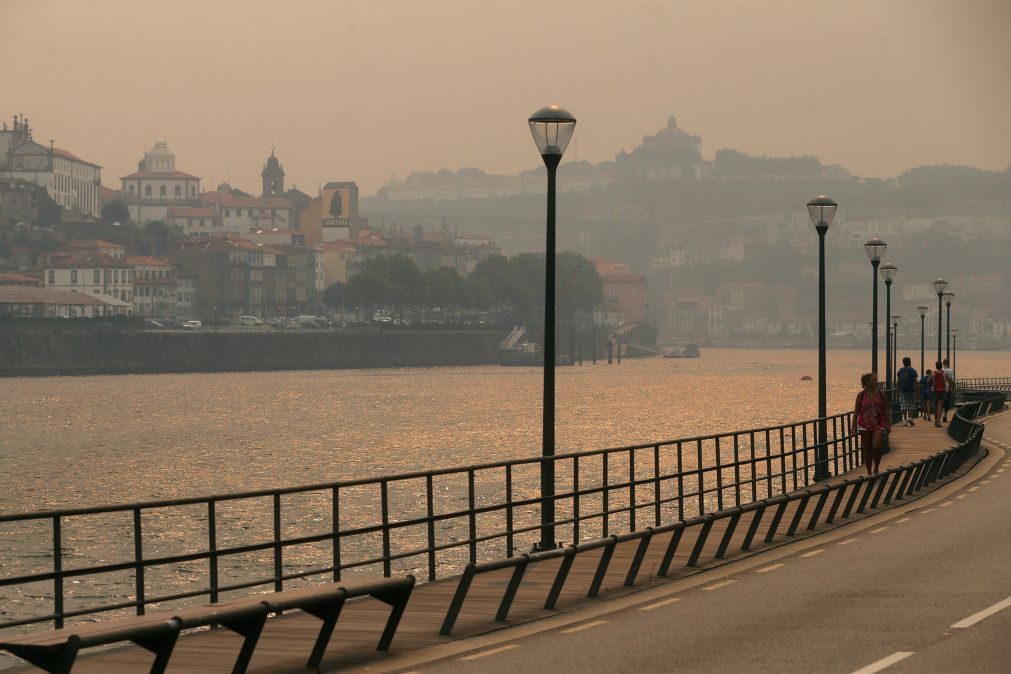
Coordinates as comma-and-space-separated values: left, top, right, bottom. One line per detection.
182, 320, 202, 330
266, 317, 286, 328
238, 315, 263, 326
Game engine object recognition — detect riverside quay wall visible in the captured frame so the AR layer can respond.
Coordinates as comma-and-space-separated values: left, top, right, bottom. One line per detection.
0, 329, 504, 376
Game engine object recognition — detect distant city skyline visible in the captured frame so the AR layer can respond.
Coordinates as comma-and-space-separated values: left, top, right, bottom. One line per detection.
2, 0, 1009, 196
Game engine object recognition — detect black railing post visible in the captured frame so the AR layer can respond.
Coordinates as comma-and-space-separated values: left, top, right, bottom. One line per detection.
331, 486, 341, 582
52, 515, 63, 629
273, 493, 283, 592
209, 499, 219, 601
426, 475, 436, 580
133, 507, 145, 616
382, 480, 393, 576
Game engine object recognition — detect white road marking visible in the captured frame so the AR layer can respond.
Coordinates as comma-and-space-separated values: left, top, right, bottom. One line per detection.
920, 508, 936, 513
951, 596, 1011, 629
956, 494, 967, 499
460, 644, 518, 660
968, 487, 980, 492
849, 651, 915, 674
639, 597, 682, 611
895, 517, 912, 524
800, 549, 825, 558
701, 580, 737, 591
870, 527, 889, 534
938, 501, 953, 507
756, 563, 785, 573
837, 538, 859, 546
561, 620, 607, 634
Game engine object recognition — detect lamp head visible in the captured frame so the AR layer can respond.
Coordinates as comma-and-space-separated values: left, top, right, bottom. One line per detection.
879, 262, 897, 283
943, 290, 954, 306
863, 237, 886, 263
932, 278, 948, 295
807, 195, 837, 230
528, 105, 576, 159
917, 305, 928, 318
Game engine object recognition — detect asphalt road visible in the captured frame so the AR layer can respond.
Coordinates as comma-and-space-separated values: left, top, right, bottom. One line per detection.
394, 414, 1011, 674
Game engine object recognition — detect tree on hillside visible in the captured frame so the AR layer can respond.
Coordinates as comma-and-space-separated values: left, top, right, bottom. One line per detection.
346, 269, 391, 309
321, 281, 346, 309
145, 220, 170, 255
101, 200, 130, 224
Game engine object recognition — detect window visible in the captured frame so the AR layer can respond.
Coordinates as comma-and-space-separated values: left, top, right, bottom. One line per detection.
174, 185, 181, 198
159, 185, 167, 199
127, 184, 135, 196
225, 209, 230, 217
114, 270, 119, 284
144, 185, 152, 198
71, 270, 77, 284
190, 185, 196, 197
48, 270, 54, 285
94, 270, 100, 283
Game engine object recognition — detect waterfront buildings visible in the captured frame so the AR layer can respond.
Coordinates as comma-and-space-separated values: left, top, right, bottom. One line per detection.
127, 255, 177, 319
0, 115, 102, 218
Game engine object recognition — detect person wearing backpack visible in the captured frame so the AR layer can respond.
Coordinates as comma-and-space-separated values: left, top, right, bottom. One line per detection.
895, 356, 918, 426
930, 361, 948, 426
941, 357, 955, 422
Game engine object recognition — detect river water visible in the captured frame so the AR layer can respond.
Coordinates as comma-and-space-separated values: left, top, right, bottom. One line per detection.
0, 347, 1004, 645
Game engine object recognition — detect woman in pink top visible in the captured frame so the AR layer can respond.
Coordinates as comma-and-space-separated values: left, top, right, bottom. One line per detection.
854, 372, 890, 475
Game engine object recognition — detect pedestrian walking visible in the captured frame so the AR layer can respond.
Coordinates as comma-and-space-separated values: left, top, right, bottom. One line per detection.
896, 356, 918, 426
942, 358, 955, 422
854, 372, 889, 475
930, 361, 948, 426
920, 368, 933, 422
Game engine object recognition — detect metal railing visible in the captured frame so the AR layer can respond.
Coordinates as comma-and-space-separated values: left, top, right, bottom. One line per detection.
1, 409, 858, 631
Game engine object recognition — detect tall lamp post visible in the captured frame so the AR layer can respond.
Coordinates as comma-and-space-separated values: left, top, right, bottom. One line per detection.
917, 305, 928, 374
864, 238, 887, 376
808, 195, 837, 482
952, 328, 958, 378
932, 279, 948, 363
943, 290, 955, 362
879, 263, 897, 388
528, 105, 576, 551
892, 315, 900, 376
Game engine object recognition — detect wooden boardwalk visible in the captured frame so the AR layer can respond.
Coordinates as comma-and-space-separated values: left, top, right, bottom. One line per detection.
6, 419, 973, 674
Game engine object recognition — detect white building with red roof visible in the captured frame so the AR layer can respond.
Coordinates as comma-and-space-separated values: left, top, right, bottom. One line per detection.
0, 114, 102, 217
120, 142, 202, 224
42, 250, 134, 308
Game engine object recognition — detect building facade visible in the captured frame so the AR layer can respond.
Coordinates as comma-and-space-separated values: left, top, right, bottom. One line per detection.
43, 251, 134, 307
120, 142, 202, 224
0, 115, 102, 217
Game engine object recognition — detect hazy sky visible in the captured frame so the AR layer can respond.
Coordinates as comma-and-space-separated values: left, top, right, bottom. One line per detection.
3, 0, 1009, 196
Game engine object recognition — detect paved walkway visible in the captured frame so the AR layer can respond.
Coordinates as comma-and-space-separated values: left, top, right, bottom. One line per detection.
4, 415, 984, 673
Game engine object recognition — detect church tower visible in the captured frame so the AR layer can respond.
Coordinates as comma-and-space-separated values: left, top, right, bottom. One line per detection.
261, 149, 284, 196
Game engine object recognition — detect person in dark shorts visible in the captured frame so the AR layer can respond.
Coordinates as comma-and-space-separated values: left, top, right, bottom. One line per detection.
930, 361, 948, 426
896, 356, 918, 426
920, 369, 933, 422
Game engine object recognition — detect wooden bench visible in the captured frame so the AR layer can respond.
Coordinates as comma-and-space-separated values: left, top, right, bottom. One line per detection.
0, 574, 416, 674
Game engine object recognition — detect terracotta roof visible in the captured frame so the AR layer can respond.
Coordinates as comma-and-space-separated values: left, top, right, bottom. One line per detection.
320, 241, 357, 251
0, 272, 42, 286
52, 147, 100, 167
125, 256, 172, 267
70, 239, 124, 250
594, 259, 645, 283
203, 192, 290, 209
121, 170, 201, 180
45, 251, 132, 269
0, 286, 113, 306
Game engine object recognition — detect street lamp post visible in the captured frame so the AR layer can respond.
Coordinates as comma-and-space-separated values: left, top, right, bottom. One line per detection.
879, 263, 897, 388
943, 290, 955, 362
917, 305, 928, 375
864, 238, 887, 376
932, 279, 948, 364
952, 328, 958, 378
528, 105, 576, 552
808, 195, 838, 482
892, 315, 900, 376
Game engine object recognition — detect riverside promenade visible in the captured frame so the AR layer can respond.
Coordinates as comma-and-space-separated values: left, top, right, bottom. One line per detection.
5, 404, 997, 674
